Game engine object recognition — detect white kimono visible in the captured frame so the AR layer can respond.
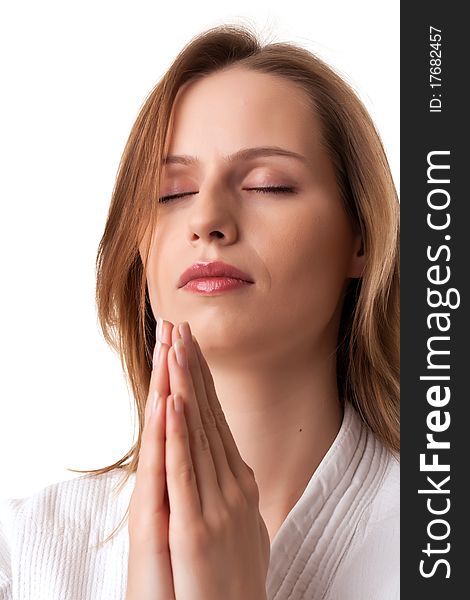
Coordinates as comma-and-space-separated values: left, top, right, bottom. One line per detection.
0, 401, 399, 599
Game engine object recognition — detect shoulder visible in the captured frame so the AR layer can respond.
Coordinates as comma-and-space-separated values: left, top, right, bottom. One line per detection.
0, 468, 134, 549
0, 470, 135, 598
364, 447, 400, 525
326, 445, 400, 600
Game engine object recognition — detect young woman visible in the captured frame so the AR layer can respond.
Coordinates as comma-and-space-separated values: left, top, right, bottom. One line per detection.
0, 24, 399, 600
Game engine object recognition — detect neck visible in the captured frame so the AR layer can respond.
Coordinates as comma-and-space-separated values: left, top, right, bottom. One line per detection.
206, 338, 344, 544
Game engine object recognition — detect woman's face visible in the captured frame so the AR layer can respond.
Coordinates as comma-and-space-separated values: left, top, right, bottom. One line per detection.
141, 67, 364, 364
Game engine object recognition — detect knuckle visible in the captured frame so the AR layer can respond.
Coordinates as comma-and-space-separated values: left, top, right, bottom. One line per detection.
207, 506, 232, 535
128, 512, 161, 545
200, 404, 216, 429
226, 486, 249, 514
212, 405, 229, 429
244, 461, 255, 476
175, 461, 196, 485
241, 470, 260, 503
137, 456, 165, 479
189, 425, 210, 452
172, 427, 189, 445
187, 523, 210, 553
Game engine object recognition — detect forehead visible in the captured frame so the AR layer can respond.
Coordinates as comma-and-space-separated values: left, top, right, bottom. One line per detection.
164, 67, 323, 164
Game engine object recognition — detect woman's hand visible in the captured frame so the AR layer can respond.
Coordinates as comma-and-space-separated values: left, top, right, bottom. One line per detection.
165, 321, 270, 600
126, 319, 176, 600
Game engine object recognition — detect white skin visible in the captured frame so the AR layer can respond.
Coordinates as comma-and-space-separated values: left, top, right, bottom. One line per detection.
139, 66, 365, 544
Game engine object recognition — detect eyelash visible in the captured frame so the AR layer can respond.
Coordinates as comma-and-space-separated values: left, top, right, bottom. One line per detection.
158, 186, 297, 204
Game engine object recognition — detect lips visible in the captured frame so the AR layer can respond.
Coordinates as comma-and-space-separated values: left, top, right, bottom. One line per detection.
178, 261, 254, 288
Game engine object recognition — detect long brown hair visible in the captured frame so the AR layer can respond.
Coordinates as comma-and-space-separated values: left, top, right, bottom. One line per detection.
69, 22, 399, 543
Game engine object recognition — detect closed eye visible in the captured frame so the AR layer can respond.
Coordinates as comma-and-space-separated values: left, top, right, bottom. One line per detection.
158, 186, 297, 204
158, 191, 195, 203
245, 186, 297, 195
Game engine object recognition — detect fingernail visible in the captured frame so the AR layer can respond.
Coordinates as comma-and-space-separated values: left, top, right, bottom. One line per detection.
174, 338, 188, 370
153, 340, 161, 369
156, 317, 164, 342
178, 321, 192, 348
152, 391, 161, 415
173, 393, 183, 414
145, 390, 160, 423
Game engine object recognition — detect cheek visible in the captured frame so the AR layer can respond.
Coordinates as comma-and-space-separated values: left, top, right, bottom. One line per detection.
260, 202, 353, 326
144, 230, 174, 313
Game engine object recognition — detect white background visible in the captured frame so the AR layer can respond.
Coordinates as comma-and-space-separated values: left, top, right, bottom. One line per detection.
0, 0, 399, 499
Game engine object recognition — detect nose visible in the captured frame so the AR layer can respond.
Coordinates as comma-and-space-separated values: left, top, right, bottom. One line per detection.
186, 180, 239, 246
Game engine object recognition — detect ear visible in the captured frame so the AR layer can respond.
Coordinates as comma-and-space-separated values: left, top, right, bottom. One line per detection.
347, 233, 366, 279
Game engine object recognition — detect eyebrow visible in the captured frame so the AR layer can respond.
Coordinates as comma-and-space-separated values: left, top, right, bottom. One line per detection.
162, 146, 309, 167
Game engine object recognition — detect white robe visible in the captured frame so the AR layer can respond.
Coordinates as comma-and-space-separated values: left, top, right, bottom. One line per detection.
0, 401, 399, 599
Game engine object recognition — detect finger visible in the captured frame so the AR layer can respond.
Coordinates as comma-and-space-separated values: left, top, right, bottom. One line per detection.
171, 320, 179, 346
131, 343, 170, 553
136, 330, 171, 516
157, 316, 174, 346
192, 337, 254, 484
128, 390, 175, 598
178, 322, 236, 492
138, 339, 171, 510
165, 392, 201, 528
133, 393, 168, 534
148, 327, 173, 415
167, 341, 223, 512
127, 332, 176, 600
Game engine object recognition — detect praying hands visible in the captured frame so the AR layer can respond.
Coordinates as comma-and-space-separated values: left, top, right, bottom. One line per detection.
125, 318, 270, 600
